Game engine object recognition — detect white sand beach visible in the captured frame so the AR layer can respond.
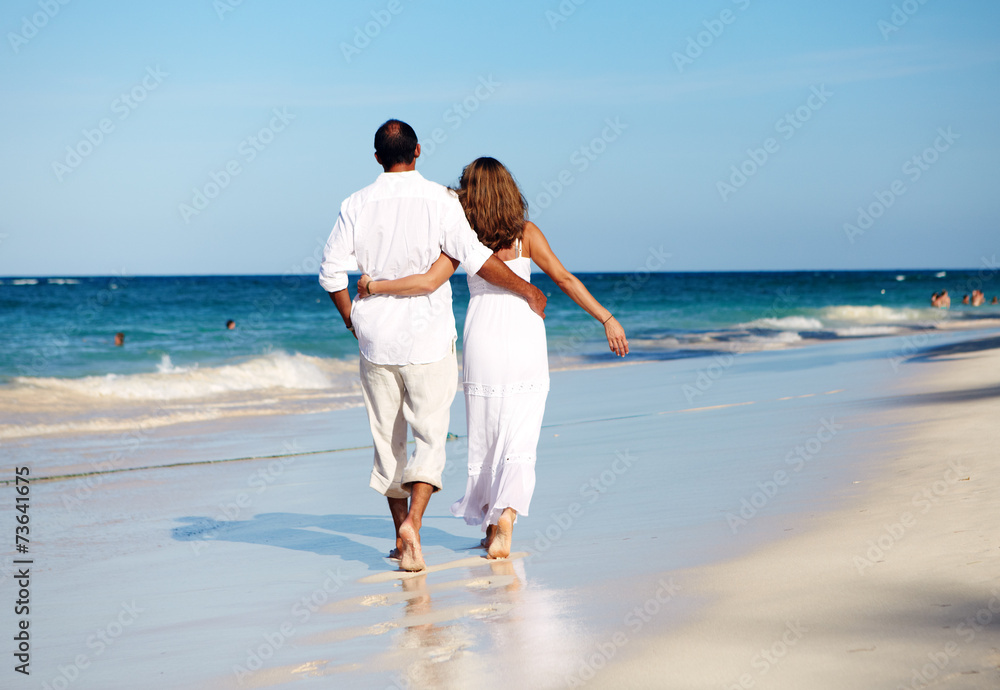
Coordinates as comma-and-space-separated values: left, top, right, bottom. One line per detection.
4, 329, 999, 689
587, 334, 1000, 690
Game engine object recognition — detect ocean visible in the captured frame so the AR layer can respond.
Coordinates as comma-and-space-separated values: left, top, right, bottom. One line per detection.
6, 271, 1000, 689
2, 269, 998, 444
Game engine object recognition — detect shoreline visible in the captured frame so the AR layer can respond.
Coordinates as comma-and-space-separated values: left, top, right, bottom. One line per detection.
5, 328, 999, 689
7, 319, 1000, 475
583, 333, 1000, 689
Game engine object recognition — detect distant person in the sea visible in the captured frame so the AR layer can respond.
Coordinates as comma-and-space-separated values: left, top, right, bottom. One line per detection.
318, 120, 546, 572
114, 332, 124, 347
226, 319, 236, 330
992, 296, 998, 305
356, 156, 628, 560
931, 290, 950, 308
971, 290, 985, 307
962, 294, 970, 305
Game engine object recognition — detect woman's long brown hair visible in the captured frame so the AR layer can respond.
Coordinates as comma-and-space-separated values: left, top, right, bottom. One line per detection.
456, 157, 528, 252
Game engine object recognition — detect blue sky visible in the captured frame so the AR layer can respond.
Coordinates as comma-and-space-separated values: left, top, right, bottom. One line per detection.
1, 0, 997, 275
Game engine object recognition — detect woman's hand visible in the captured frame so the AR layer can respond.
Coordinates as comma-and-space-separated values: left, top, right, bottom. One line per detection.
604, 317, 629, 357
354, 254, 457, 298
357, 274, 374, 298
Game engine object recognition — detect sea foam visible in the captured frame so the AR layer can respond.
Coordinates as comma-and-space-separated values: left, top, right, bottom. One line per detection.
821, 305, 928, 323
12, 351, 357, 401
740, 316, 824, 331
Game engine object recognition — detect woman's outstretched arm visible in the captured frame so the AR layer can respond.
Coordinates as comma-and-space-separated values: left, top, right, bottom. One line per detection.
357, 253, 459, 297
525, 222, 629, 356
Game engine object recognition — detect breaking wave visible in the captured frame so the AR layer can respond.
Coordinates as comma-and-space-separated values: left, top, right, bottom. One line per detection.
740, 316, 825, 331
820, 305, 930, 324
10, 351, 358, 401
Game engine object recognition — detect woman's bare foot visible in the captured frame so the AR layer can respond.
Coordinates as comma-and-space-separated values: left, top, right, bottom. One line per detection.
398, 521, 425, 572
480, 524, 497, 549
487, 508, 515, 560
387, 548, 401, 561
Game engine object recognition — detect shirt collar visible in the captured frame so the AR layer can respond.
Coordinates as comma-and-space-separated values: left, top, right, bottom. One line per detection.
378, 169, 422, 180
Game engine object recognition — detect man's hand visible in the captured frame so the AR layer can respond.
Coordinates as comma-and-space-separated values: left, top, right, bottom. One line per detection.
526, 284, 546, 319
475, 254, 546, 319
328, 289, 357, 338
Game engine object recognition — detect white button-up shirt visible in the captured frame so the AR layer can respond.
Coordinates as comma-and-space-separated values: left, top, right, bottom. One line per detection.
319, 170, 493, 365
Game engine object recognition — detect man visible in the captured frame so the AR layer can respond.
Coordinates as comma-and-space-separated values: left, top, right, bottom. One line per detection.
319, 120, 546, 571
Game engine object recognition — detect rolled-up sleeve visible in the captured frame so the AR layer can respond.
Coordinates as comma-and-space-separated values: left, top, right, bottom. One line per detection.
440, 197, 492, 275
318, 207, 359, 293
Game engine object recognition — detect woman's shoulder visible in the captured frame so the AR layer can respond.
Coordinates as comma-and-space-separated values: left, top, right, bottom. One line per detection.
521, 222, 546, 259
522, 220, 540, 246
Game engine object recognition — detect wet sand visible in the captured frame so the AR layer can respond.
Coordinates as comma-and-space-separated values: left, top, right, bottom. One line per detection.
4, 328, 998, 689
586, 333, 1000, 689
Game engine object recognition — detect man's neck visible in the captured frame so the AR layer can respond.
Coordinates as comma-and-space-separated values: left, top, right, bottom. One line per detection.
383, 163, 416, 173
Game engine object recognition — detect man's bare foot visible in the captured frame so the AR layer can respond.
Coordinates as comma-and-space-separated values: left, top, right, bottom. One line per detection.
487, 508, 515, 560
400, 575, 435, 633
398, 521, 425, 571
480, 524, 497, 549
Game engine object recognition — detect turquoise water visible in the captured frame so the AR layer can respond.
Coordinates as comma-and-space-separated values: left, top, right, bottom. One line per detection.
1, 269, 997, 440
2, 270, 996, 382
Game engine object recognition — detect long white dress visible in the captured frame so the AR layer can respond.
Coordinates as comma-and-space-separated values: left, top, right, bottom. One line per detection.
450, 242, 549, 530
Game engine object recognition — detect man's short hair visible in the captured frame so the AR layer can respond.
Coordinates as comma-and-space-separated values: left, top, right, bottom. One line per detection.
374, 119, 418, 167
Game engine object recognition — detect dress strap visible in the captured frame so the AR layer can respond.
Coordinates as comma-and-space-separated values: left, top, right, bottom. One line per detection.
515, 238, 522, 258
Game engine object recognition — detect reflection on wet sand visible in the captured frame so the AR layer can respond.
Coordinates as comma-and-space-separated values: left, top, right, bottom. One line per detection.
392, 574, 476, 689
389, 557, 582, 690
288, 553, 585, 689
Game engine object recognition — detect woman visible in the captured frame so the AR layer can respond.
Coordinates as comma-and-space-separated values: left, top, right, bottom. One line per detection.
356, 157, 628, 559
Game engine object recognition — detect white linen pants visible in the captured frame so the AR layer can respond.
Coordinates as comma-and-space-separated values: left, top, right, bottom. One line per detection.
359, 348, 458, 499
